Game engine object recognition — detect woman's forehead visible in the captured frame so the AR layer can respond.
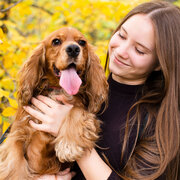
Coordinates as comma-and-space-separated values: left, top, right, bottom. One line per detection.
120, 14, 155, 50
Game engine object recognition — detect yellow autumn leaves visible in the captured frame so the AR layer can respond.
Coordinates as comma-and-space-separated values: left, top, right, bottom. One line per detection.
0, 0, 152, 134
0, 88, 17, 117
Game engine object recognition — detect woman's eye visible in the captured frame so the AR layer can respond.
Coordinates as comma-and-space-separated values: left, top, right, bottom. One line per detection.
118, 33, 126, 40
52, 39, 61, 46
136, 48, 145, 55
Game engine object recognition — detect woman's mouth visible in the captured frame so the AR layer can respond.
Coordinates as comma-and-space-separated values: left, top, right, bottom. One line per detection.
113, 54, 129, 67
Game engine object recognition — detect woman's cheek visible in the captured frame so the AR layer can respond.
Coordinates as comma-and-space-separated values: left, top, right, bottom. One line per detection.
109, 33, 119, 50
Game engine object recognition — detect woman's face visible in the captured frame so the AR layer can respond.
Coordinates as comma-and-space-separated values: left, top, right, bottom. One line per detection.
109, 14, 159, 85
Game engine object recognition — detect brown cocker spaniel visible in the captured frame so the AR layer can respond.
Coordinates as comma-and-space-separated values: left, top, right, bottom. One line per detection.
0, 27, 108, 179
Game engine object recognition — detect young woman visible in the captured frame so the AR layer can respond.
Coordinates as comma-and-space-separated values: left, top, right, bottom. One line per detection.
24, 1, 180, 179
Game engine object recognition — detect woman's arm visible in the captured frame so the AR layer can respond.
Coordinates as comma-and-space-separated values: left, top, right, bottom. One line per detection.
77, 148, 112, 180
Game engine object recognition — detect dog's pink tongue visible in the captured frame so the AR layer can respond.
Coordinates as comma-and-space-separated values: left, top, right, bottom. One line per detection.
59, 67, 82, 95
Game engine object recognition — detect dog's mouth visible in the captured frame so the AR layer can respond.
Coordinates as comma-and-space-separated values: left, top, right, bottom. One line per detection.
53, 64, 61, 77
53, 63, 82, 95
53, 63, 82, 77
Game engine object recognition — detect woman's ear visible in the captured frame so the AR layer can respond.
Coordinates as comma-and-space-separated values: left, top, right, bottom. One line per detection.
85, 44, 109, 113
18, 43, 46, 106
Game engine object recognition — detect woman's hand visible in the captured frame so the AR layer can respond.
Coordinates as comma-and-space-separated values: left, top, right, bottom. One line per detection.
23, 95, 73, 137
36, 168, 76, 180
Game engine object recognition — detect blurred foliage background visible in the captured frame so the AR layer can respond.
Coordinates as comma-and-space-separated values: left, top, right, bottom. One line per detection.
0, 0, 178, 136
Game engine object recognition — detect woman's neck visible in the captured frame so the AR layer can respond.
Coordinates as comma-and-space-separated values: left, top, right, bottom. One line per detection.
112, 73, 145, 85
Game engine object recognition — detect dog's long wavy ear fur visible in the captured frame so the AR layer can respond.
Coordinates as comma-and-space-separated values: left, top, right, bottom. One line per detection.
18, 43, 46, 106
85, 44, 109, 113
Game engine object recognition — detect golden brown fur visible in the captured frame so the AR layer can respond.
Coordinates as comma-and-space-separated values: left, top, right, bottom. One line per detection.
0, 27, 108, 179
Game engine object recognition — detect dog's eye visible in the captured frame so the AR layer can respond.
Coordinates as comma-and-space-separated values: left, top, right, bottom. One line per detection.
52, 39, 61, 46
78, 40, 86, 46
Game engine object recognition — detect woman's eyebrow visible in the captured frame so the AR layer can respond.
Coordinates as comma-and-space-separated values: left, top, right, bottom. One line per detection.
121, 26, 127, 34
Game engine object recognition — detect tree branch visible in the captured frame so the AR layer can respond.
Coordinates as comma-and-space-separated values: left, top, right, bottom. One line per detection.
14, 27, 30, 37
31, 4, 54, 15
0, 0, 24, 13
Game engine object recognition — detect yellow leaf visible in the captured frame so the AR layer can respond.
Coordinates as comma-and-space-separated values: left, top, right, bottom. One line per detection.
13, 52, 26, 65
0, 68, 5, 77
0, 41, 9, 52
0, 88, 10, 98
0, 116, 2, 124
9, 67, 19, 78
3, 121, 10, 134
0, 28, 4, 39
19, 5, 32, 16
3, 53, 14, 69
0, 77, 14, 91
2, 107, 16, 117
13, 91, 17, 99
8, 98, 18, 109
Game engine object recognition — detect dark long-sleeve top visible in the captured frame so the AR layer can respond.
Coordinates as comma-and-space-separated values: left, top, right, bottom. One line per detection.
96, 74, 143, 179
73, 74, 165, 179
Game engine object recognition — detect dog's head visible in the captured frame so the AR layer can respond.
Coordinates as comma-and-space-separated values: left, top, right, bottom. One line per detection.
18, 27, 108, 113
44, 27, 90, 95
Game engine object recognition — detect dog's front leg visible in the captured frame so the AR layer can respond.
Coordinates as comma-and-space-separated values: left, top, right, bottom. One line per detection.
26, 131, 61, 175
54, 107, 101, 163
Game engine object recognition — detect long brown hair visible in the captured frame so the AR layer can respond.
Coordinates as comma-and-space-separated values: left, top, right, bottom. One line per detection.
105, 1, 180, 179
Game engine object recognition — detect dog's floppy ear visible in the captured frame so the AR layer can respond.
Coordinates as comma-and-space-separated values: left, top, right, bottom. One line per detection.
85, 44, 109, 113
18, 43, 46, 106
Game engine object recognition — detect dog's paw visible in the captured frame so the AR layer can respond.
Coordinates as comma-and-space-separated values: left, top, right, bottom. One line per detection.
55, 139, 84, 162
54, 107, 101, 163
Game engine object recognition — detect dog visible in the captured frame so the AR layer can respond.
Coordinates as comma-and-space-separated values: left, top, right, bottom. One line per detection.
0, 27, 108, 179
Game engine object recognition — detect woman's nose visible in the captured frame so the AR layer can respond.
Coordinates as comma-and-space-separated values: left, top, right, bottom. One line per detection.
116, 43, 129, 60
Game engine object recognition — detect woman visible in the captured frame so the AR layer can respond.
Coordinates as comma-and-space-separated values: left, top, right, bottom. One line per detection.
24, 1, 180, 179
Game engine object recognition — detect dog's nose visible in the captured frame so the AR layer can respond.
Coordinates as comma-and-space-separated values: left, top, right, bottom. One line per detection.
66, 44, 80, 58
